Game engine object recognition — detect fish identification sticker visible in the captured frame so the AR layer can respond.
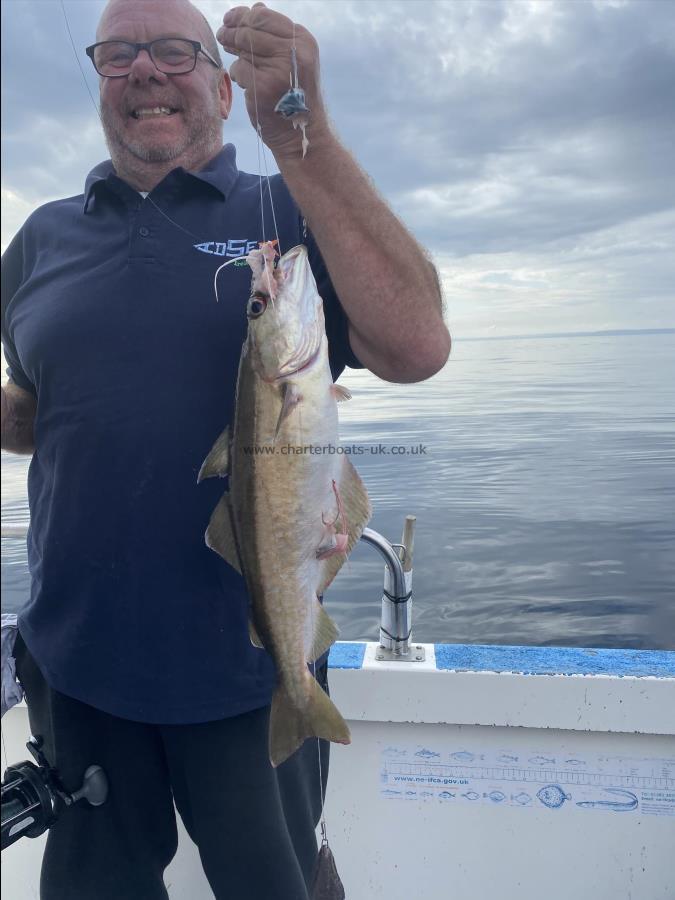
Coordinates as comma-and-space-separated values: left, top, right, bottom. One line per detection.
379, 743, 675, 817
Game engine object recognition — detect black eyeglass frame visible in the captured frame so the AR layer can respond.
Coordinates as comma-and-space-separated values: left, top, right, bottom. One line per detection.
85, 39, 222, 77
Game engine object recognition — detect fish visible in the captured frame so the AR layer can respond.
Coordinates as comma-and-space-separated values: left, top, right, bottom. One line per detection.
200, 241, 372, 767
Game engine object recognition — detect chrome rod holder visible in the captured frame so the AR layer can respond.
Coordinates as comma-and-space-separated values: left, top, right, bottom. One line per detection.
359, 526, 423, 660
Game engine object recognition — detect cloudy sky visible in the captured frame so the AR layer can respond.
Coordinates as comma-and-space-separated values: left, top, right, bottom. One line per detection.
1, 0, 674, 337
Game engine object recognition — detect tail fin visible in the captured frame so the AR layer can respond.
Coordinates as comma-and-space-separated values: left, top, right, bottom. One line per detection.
269, 677, 351, 768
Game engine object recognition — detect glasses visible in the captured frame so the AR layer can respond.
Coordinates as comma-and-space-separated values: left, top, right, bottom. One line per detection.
85, 39, 221, 78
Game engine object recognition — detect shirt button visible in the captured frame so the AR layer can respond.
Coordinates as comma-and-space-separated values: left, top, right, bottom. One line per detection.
139, 226, 150, 237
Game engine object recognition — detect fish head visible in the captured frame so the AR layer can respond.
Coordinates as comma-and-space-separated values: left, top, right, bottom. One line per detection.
245, 243, 325, 383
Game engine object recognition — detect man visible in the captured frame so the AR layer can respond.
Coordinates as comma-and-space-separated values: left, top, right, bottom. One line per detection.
1, 1, 450, 897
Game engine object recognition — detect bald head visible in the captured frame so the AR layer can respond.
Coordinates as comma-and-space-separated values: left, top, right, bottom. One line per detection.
98, 0, 221, 63
94, 0, 232, 191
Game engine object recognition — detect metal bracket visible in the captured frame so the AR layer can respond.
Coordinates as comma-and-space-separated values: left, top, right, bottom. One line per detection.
375, 645, 426, 663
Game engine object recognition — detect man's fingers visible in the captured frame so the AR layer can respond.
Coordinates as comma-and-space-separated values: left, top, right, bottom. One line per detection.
228, 56, 254, 90
218, 24, 288, 59
221, 3, 298, 41
224, 48, 254, 69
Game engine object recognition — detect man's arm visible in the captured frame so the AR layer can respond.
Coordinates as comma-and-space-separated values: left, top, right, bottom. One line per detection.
1, 382, 36, 454
277, 133, 449, 383
218, 4, 451, 383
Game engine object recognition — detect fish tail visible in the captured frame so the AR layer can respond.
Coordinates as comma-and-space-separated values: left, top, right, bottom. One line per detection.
269, 677, 351, 768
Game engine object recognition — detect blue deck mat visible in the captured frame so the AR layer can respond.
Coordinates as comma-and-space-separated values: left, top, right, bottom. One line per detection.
328, 641, 675, 676
328, 642, 367, 669
434, 643, 675, 678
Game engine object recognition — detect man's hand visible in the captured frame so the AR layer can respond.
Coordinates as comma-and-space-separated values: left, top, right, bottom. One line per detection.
218, 4, 450, 382
1, 382, 36, 455
217, 3, 330, 161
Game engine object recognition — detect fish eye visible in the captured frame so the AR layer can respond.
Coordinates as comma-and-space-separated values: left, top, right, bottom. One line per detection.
247, 293, 268, 319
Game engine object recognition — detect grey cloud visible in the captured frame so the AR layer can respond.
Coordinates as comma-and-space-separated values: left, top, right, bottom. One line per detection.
1, 0, 673, 332
2, 0, 108, 201
2, 0, 105, 124
302, 0, 675, 254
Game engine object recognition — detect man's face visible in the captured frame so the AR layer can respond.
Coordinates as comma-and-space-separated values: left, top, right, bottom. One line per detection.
97, 0, 231, 168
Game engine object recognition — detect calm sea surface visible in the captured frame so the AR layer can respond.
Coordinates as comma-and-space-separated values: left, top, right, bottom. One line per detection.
2, 332, 674, 650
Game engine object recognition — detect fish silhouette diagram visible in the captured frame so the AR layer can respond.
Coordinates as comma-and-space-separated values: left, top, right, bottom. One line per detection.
576, 789, 638, 812
415, 748, 441, 760
451, 751, 480, 762
536, 785, 639, 812
379, 746, 672, 813
537, 785, 571, 809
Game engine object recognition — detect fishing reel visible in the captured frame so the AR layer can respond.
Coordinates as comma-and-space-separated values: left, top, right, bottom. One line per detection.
1, 735, 108, 851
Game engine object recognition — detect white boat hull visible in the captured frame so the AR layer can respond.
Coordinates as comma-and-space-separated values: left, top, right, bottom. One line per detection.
2, 641, 674, 900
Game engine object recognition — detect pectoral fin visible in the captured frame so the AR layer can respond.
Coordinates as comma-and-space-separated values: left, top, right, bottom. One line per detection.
275, 383, 302, 439
318, 458, 372, 595
205, 493, 242, 574
330, 384, 352, 402
198, 427, 230, 482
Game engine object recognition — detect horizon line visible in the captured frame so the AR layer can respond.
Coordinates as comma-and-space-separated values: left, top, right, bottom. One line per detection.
458, 327, 675, 342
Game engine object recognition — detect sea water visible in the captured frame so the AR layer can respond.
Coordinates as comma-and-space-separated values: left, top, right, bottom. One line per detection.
2, 331, 674, 649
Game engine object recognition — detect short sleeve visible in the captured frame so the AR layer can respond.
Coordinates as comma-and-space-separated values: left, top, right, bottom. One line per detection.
304, 223, 363, 381
1, 228, 36, 395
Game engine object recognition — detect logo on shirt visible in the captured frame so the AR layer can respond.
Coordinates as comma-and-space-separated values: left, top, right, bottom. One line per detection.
193, 239, 258, 260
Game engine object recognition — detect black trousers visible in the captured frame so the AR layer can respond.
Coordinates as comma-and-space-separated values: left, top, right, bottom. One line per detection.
14, 632, 329, 900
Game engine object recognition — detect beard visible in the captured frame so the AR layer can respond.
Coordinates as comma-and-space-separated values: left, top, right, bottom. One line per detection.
101, 94, 223, 167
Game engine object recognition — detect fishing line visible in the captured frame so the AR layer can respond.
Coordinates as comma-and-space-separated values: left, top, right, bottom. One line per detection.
292, 21, 299, 91
59, 1, 208, 247
1, 724, 8, 773
246, 30, 282, 312
245, 29, 282, 256
57, 0, 278, 302
60, 0, 101, 121
285, 15, 333, 854
297, 0, 331, 834
58, 0, 295, 312
144, 196, 202, 240
59, 8, 332, 841
258, 142, 282, 257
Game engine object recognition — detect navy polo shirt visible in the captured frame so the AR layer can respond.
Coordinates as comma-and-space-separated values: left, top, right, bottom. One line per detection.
1, 144, 361, 723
